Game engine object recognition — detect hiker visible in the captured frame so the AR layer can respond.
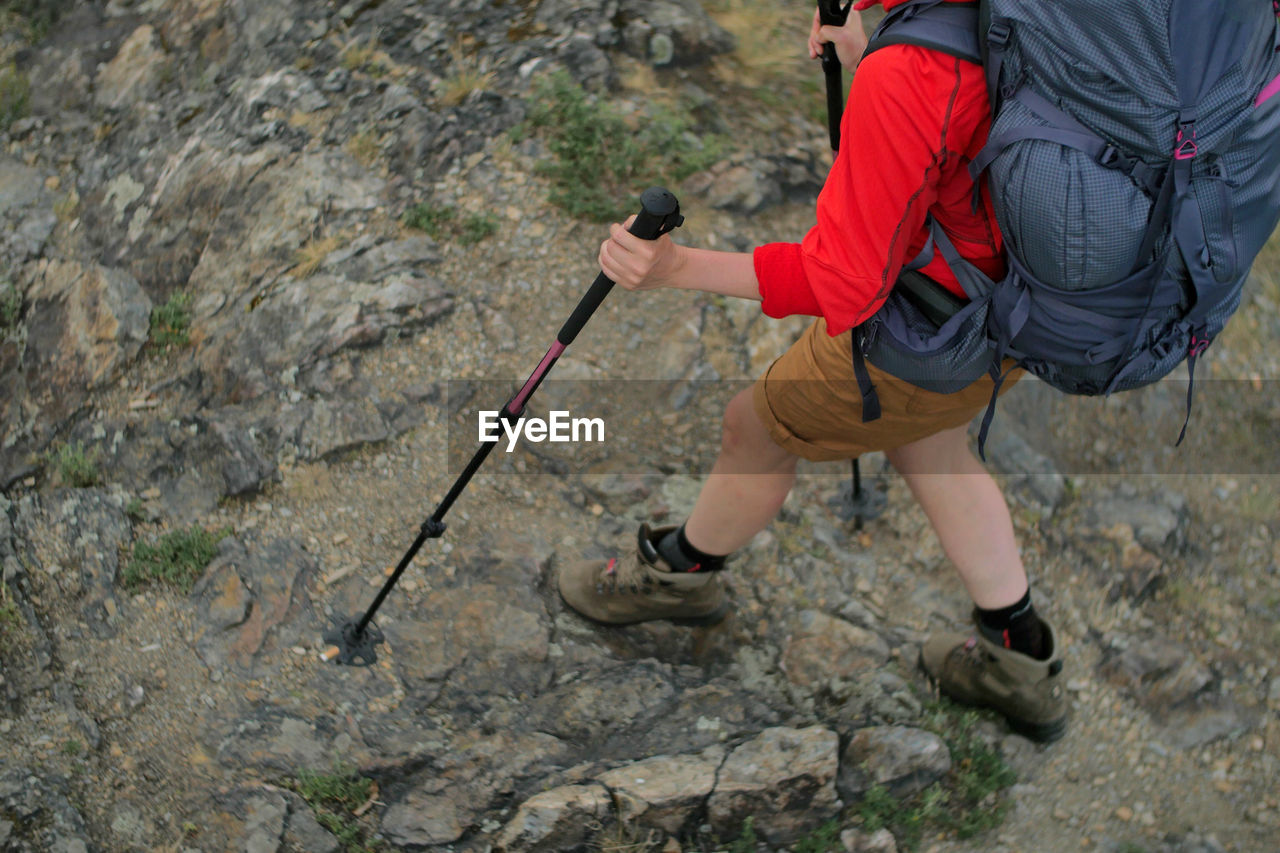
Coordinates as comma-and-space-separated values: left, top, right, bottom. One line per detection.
557, 0, 1068, 744
559, 0, 1280, 744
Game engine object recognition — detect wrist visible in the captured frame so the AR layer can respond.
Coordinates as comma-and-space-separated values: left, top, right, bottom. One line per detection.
661, 242, 689, 289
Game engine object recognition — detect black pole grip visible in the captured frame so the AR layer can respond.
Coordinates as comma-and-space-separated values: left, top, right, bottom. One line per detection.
555, 187, 682, 347
817, 1, 853, 151
823, 48, 844, 150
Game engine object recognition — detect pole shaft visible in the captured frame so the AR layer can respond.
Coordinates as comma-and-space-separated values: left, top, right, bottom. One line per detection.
347, 188, 682, 634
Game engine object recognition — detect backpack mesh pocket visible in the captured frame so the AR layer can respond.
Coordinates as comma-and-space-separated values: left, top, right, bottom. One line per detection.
862, 288, 995, 394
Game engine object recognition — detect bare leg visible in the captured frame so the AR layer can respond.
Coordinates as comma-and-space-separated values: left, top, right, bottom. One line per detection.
885, 423, 1028, 609
683, 388, 799, 555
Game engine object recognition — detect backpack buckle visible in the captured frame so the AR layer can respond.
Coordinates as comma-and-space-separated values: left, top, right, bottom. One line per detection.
987, 21, 1012, 50
1174, 122, 1198, 160
1098, 145, 1121, 167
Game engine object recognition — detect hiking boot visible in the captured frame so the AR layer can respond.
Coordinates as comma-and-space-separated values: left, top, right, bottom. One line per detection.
557, 524, 730, 625
919, 613, 1068, 743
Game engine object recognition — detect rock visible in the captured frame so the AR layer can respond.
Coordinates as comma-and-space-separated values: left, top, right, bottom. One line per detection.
837, 726, 951, 802
297, 397, 391, 461
381, 583, 550, 699
95, 24, 168, 109
0, 767, 92, 852
1166, 832, 1228, 853
13, 490, 132, 639
519, 655, 680, 742
212, 786, 340, 853
328, 235, 441, 282
199, 268, 453, 405
241, 68, 329, 116
781, 610, 890, 690
556, 34, 613, 88
375, 730, 563, 847
205, 413, 280, 497
704, 158, 784, 214
0, 158, 57, 268
216, 711, 355, 775
195, 560, 252, 631
1098, 632, 1212, 711
1162, 702, 1257, 751
616, 0, 735, 66
1083, 486, 1188, 553
707, 726, 841, 845
100, 407, 280, 522
192, 537, 318, 672
381, 790, 467, 847
595, 747, 725, 834
108, 801, 151, 848
493, 783, 612, 852
24, 259, 150, 408
842, 827, 899, 853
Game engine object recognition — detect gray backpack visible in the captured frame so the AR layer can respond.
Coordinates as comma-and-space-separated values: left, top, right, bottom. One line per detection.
853, 0, 1280, 451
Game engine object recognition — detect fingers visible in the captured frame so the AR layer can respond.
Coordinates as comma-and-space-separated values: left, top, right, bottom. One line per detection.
808, 7, 824, 59
599, 221, 664, 291
599, 220, 676, 292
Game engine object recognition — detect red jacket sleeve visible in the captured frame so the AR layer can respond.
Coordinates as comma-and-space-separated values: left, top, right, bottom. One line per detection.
755, 43, 1001, 335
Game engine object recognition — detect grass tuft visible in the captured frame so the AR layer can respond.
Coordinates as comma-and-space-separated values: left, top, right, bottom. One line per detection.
0, 62, 30, 129
123, 525, 229, 593
516, 70, 728, 221
291, 765, 382, 853
47, 441, 101, 488
0, 276, 20, 335
439, 41, 496, 107
289, 235, 342, 279
149, 292, 192, 348
0, 581, 23, 654
851, 699, 1017, 850
345, 128, 381, 167
401, 203, 456, 239
402, 203, 499, 246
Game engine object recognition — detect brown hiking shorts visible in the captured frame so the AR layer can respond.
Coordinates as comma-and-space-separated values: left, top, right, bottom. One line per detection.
751, 318, 1022, 462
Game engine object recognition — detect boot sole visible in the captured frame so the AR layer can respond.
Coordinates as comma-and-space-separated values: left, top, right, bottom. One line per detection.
559, 589, 731, 627
918, 650, 1068, 744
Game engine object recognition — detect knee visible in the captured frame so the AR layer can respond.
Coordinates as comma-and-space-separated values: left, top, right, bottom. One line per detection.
718, 392, 759, 457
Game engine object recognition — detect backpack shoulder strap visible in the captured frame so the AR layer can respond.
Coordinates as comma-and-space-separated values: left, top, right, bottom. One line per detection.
863, 0, 982, 65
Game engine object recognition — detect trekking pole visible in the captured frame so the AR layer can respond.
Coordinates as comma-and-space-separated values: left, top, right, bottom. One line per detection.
818, 0, 854, 150
816, 1, 885, 529
322, 187, 683, 666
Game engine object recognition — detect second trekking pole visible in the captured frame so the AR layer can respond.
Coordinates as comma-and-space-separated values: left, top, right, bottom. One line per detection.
322, 187, 683, 666
816, 1, 885, 528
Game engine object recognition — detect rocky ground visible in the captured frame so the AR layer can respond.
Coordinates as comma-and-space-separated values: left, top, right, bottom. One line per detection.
1, 2, 1278, 852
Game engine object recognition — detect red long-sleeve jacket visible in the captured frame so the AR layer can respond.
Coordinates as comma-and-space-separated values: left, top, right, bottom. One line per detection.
754, 0, 1004, 336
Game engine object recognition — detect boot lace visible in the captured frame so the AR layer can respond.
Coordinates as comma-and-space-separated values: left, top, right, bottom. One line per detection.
595, 555, 657, 596
954, 636, 987, 669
